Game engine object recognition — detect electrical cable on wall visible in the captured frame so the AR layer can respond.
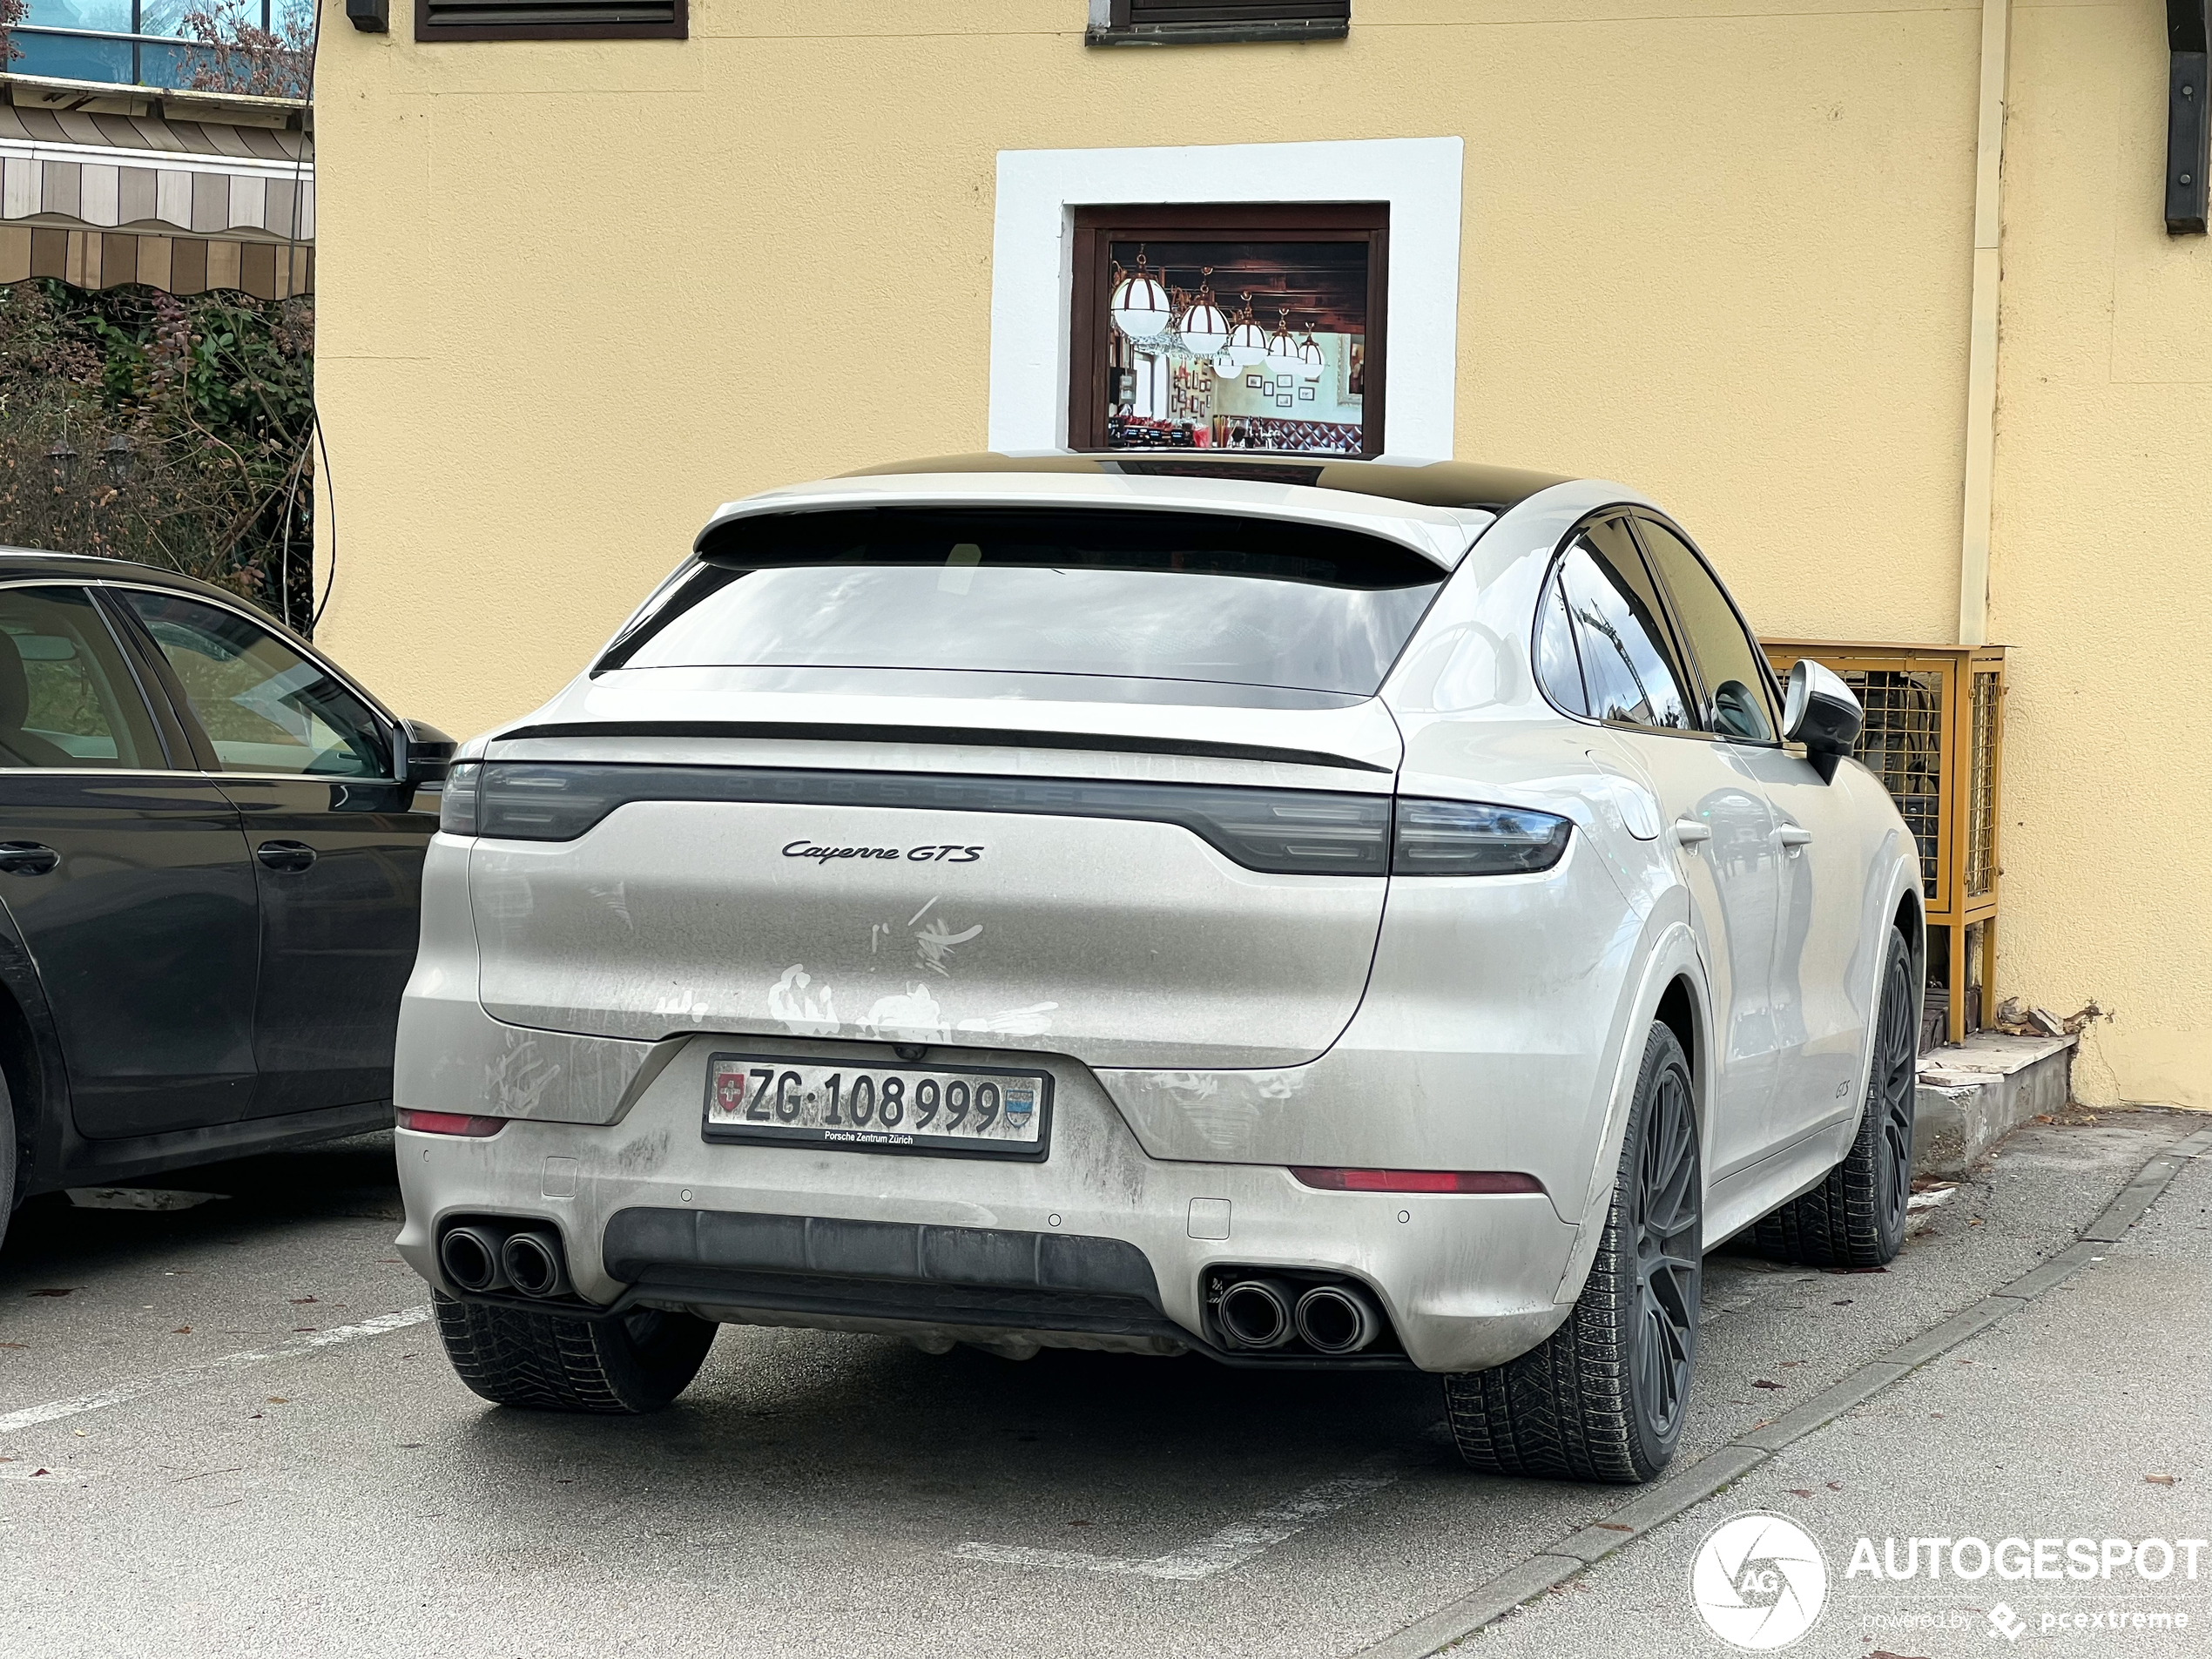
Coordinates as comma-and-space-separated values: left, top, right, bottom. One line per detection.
260, 0, 324, 635
298, 0, 332, 633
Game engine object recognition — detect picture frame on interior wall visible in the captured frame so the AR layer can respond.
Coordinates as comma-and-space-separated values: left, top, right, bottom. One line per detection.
1299, 387, 1315, 401
1346, 338, 1365, 398
1068, 200, 1389, 455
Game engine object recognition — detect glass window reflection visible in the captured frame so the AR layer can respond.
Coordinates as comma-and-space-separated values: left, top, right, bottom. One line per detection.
1556, 526, 1695, 732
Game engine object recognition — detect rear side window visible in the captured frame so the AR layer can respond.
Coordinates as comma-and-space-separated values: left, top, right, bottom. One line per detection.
1551, 520, 1695, 732
604, 508, 1447, 697
0, 586, 161, 769
1534, 574, 1588, 717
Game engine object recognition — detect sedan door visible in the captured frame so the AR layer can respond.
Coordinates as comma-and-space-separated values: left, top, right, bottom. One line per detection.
1541, 520, 1783, 1183
112, 588, 435, 1119
0, 583, 260, 1137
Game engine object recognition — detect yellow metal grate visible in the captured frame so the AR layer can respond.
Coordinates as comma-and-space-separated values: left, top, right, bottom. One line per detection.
1839, 669, 1943, 899
1966, 669, 1999, 898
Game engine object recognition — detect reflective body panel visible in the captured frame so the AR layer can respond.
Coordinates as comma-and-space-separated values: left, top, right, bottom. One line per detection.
222, 777, 435, 1117
0, 772, 260, 1136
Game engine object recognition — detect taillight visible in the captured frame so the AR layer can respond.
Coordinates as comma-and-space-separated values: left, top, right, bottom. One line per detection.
438, 762, 481, 836
1291, 1168, 1546, 1194
396, 1108, 506, 1137
1390, 798, 1569, 876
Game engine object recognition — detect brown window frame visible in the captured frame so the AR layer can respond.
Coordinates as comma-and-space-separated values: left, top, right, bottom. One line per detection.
415, 0, 688, 43
1068, 201, 1388, 457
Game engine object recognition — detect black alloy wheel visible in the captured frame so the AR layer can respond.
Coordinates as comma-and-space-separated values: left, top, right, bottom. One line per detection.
1444, 1020, 1701, 1483
1871, 936, 1919, 1243
1752, 926, 1919, 1269
1632, 1047, 1702, 1446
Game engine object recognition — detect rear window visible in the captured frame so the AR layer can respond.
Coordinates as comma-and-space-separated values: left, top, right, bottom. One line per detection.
602, 508, 1447, 697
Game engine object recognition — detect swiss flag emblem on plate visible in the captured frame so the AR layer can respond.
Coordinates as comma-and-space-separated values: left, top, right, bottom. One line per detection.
713, 1072, 747, 1113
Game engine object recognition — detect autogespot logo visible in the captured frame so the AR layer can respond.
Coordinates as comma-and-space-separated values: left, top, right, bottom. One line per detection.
1691, 1512, 1831, 1650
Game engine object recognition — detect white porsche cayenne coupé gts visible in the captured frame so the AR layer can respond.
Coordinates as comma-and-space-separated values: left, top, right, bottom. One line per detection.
395, 454, 1922, 1484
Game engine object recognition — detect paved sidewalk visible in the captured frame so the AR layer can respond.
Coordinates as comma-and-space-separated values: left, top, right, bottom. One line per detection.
1460, 1123, 2212, 1657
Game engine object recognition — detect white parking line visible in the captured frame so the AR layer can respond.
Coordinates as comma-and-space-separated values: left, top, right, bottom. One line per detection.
952, 1454, 1405, 1581
0, 1305, 433, 1437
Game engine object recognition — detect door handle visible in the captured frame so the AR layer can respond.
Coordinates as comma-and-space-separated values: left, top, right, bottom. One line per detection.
254, 840, 317, 873
1671, 819, 1712, 846
0, 840, 57, 876
1776, 826, 1815, 849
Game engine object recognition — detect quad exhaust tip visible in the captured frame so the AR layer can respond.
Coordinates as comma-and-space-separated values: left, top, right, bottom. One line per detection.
438, 1219, 573, 1299
1294, 1282, 1382, 1355
1217, 1277, 1298, 1349
501, 1228, 572, 1299
438, 1223, 511, 1294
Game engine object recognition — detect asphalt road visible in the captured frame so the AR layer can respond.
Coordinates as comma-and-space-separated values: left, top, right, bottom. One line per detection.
0, 1109, 2199, 1659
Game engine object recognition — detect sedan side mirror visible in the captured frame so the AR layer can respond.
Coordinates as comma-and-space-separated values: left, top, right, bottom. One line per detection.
1783, 660, 1863, 767
395, 718, 457, 787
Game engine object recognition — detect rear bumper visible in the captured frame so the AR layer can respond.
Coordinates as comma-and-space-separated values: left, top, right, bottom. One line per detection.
395, 1035, 1580, 1374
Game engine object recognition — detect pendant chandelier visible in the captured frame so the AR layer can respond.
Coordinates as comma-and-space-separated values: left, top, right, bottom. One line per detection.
1225, 293, 1271, 367
1211, 349, 1241, 380
1175, 266, 1230, 360
1109, 248, 1175, 344
1296, 330, 1326, 381
1264, 310, 1300, 374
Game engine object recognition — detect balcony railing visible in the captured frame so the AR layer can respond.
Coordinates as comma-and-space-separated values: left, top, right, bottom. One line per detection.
3, 3, 302, 93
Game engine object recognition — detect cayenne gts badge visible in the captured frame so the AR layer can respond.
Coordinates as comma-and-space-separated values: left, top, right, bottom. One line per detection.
782, 841, 985, 866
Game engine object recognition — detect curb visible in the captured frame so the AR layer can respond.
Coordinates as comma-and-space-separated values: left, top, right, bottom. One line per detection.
1356, 1124, 2212, 1659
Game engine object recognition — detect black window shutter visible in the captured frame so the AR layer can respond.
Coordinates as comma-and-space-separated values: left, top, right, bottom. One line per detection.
417, 0, 687, 39
1096, 2, 1349, 45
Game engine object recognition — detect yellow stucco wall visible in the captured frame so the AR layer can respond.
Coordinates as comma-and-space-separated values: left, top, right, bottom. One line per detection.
311, 2, 2205, 1107
1987, 3, 2209, 1106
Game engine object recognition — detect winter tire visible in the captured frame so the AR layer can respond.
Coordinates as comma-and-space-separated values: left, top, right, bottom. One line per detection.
0, 1067, 15, 1258
1443, 1019, 1702, 1484
434, 1292, 717, 1414
1751, 927, 1917, 1270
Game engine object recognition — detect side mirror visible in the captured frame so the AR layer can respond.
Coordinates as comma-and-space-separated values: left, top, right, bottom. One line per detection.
394, 719, 457, 788
1783, 660, 1863, 763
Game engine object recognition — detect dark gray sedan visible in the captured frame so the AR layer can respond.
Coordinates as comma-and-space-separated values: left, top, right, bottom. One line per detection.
0, 551, 450, 1246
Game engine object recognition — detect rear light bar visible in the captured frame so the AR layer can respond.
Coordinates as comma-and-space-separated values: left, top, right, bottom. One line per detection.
1291, 1167, 1545, 1195
396, 1108, 507, 1138
435, 762, 1569, 880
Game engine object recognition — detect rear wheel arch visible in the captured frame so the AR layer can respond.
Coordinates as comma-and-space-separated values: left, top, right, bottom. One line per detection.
0, 987, 36, 1185
1554, 934, 1711, 1305
0, 961, 71, 1205
1654, 973, 1700, 1102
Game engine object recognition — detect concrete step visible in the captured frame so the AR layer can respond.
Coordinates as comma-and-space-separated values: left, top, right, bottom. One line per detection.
1912, 1031, 2077, 1178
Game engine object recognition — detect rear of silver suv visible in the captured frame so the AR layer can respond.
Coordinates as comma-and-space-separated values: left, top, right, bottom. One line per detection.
394, 472, 1615, 1450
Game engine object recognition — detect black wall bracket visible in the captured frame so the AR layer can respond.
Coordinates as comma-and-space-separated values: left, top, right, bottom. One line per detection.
2168, 0, 2209, 233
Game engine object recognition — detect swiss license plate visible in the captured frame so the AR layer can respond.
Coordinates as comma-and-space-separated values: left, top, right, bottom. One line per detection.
703, 1055, 1051, 1159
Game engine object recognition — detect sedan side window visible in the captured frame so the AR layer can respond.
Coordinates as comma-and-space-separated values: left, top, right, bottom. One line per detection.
123, 591, 389, 779
1634, 517, 1780, 744
1554, 522, 1695, 732
0, 586, 163, 769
